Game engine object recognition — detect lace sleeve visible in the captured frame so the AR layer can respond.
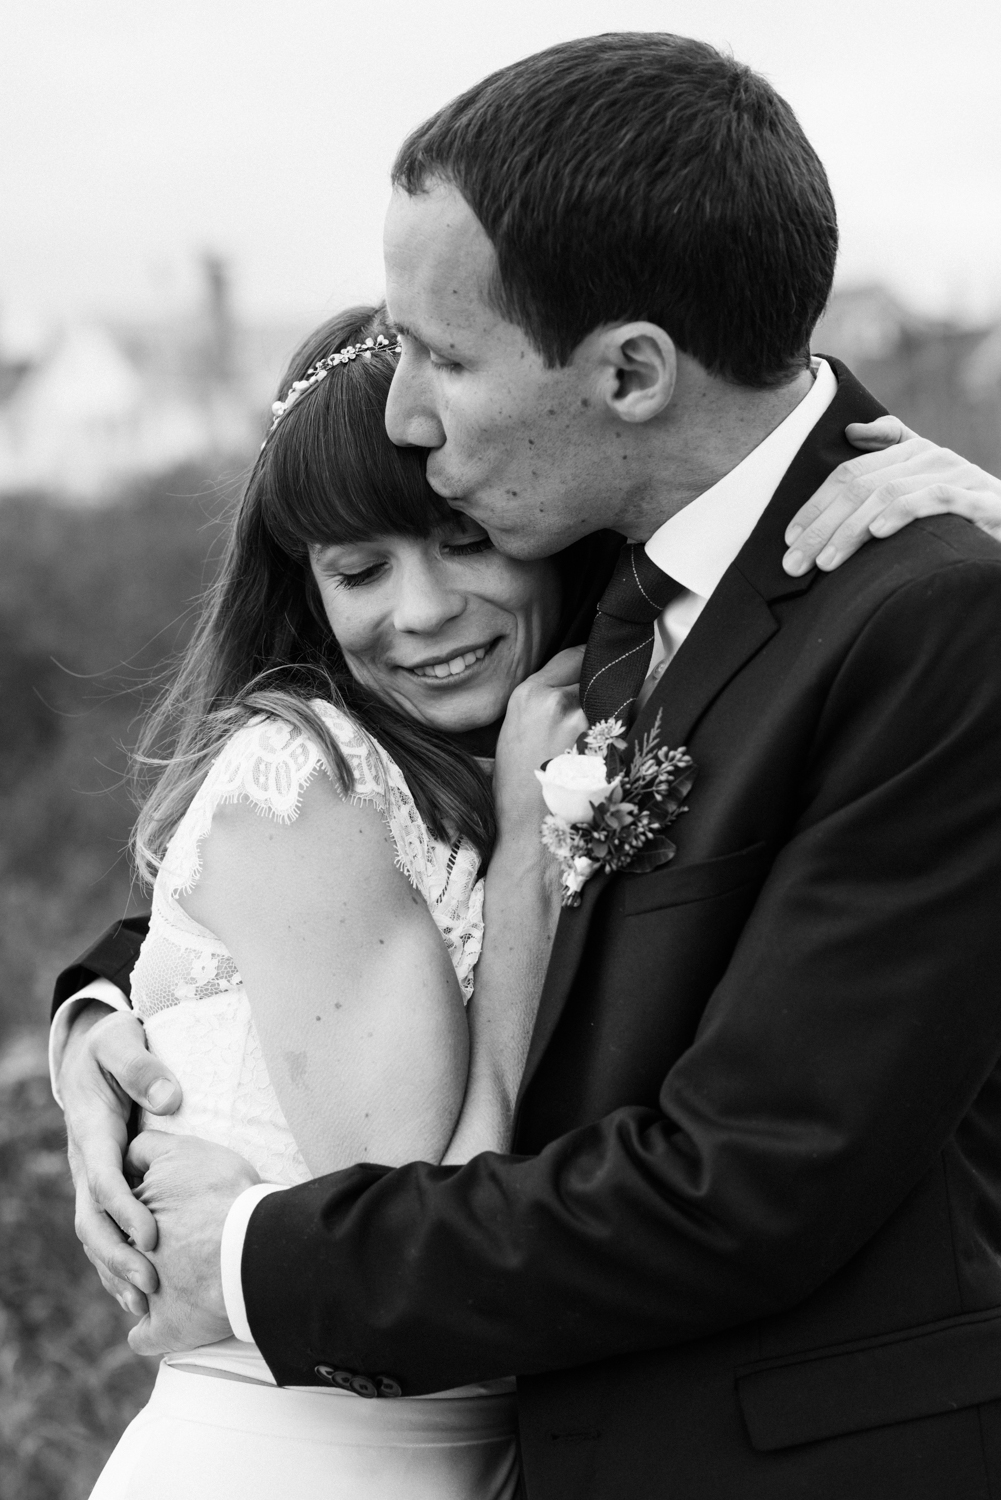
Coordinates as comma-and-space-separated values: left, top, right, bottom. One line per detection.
158, 704, 388, 900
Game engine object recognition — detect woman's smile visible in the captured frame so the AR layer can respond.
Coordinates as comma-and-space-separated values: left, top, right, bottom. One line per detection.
402, 639, 496, 681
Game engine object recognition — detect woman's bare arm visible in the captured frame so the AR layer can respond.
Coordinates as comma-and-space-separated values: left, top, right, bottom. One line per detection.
443, 649, 586, 1164
183, 771, 468, 1176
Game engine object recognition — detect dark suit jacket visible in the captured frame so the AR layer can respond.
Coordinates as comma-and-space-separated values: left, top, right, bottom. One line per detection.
51, 914, 148, 1011
242, 364, 1001, 1499
55, 362, 1001, 1498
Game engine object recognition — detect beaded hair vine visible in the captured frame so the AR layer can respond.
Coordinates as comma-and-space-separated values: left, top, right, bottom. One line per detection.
264, 333, 403, 443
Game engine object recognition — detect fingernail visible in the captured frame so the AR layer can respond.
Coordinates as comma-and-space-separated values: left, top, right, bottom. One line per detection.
817, 545, 837, 569
785, 524, 803, 545
869, 516, 890, 537
146, 1080, 174, 1111
784, 549, 806, 575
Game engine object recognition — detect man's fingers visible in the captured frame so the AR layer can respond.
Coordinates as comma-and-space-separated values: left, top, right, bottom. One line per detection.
75, 1185, 159, 1302
844, 415, 917, 451
82, 1245, 151, 1316
125, 1127, 182, 1182
71, 1124, 160, 1253
92, 1012, 182, 1114
127, 1312, 166, 1358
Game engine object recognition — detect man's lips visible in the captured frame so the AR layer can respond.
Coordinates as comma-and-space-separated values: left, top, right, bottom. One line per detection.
400, 639, 499, 682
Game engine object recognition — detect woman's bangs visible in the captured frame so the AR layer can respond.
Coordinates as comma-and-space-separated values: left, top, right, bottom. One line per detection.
259, 362, 452, 557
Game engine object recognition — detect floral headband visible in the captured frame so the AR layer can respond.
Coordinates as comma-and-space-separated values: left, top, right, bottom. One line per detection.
264, 333, 402, 442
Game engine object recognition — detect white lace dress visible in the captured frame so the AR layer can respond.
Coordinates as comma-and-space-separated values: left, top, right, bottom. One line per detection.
88, 703, 518, 1500
132, 702, 484, 1195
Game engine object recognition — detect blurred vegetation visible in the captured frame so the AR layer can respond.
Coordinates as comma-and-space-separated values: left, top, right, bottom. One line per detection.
0, 329, 998, 1496
0, 462, 236, 1497
0, 1039, 156, 1499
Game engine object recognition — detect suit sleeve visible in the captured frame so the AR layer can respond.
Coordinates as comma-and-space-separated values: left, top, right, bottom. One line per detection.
243, 558, 1001, 1393
50, 914, 150, 1021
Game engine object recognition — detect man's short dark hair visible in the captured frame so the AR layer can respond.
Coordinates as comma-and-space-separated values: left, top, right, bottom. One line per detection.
392, 33, 838, 388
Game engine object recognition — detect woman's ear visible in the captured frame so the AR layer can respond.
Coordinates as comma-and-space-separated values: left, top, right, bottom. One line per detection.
596, 323, 677, 424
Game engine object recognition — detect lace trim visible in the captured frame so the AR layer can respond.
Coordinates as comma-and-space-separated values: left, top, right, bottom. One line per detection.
159, 705, 387, 899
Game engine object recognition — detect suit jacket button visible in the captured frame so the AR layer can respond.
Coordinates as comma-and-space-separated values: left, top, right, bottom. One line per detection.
376, 1375, 402, 1398
351, 1375, 378, 1399
333, 1369, 355, 1390
314, 1365, 335, 1383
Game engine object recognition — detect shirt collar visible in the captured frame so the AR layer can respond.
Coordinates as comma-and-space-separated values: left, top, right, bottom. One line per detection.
644, 358, 838, 600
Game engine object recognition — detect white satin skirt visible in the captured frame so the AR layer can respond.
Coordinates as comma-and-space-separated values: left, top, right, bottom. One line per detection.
89, 1361, 520, 1500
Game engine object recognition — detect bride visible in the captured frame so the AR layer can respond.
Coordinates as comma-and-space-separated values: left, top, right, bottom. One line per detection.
88, 302, 608, 1499
81, 300, 1001, 1499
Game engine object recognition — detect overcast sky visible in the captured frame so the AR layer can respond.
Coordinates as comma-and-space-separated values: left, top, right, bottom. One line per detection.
1, 0, 999, 336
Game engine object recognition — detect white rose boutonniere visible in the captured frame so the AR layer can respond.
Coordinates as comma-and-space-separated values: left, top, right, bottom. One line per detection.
538, 714, 696, 907
535, 753, 620, 826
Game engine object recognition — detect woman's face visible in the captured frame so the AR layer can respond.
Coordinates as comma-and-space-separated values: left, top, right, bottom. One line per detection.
309, 516, 562, 732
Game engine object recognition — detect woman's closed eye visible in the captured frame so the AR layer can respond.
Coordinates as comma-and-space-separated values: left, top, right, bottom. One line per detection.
443, 534, 493, 559
336, 562, 385, 590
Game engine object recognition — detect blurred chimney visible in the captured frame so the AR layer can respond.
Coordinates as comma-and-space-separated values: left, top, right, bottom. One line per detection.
201, 252, 234, 384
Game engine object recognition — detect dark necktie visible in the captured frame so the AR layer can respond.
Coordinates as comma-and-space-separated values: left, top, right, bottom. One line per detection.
580, 542, 684, 727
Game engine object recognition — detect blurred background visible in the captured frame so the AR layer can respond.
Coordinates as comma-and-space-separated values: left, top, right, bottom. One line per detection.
1, 1, 999, 1493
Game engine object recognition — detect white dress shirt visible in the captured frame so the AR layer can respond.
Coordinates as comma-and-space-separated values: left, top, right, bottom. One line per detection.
637, 357, 837, 707
49, 359, 839, 1346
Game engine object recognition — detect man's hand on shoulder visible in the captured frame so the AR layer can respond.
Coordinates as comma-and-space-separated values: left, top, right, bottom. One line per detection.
125, 1131, 261, 1356
783, 415, 1001, 575
59, 1002, 182, 1316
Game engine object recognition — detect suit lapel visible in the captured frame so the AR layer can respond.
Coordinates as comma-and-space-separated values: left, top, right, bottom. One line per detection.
517, 360, 886, 1110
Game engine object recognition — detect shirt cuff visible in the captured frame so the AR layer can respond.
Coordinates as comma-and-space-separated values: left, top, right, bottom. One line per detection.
49, 979, 132, 1107
221, 1183, 288, 1343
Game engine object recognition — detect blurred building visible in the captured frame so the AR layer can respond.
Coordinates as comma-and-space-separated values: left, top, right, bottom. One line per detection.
812, 284, 1001, 476
0, 260, 304, 503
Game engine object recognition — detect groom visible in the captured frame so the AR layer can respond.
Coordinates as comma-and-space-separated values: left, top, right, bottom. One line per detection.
53, 34, 1001, 1499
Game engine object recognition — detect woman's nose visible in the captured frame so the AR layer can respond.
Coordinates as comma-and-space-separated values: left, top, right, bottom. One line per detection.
393, 559, 466, 635
385, 354, 446, 450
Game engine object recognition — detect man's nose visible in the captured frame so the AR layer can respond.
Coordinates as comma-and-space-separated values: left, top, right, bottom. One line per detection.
393, 559, 465, 634
385, 356, 446, 449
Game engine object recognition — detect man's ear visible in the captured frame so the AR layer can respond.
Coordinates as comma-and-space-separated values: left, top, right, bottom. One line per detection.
596, 323, 677, 425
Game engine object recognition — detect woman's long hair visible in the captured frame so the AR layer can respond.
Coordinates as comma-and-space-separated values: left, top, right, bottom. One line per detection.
132, 304, 500, 882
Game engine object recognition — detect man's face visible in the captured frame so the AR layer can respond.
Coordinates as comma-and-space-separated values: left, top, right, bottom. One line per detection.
383, 182, 622, 559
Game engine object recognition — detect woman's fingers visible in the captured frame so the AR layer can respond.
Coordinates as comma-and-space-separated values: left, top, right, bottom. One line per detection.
843, 415, 917, 451
530, 644, 586, 686
783, 435, 1001, 574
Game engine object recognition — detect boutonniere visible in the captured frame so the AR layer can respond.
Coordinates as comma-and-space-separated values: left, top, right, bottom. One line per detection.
535, 713, 696, 907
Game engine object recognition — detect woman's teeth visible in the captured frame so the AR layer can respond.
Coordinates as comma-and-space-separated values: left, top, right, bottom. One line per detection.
411, 647, 487, 680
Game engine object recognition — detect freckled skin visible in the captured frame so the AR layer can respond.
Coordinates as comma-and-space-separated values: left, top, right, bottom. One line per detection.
383, 184, 649, 560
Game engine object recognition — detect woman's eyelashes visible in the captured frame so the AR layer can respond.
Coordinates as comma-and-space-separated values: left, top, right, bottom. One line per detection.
443, 535, 493, 558
331, 535, 493, 590
336, 563, 384, 589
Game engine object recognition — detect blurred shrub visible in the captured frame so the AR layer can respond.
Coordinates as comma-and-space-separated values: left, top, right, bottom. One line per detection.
0, 1036, 157, 1500
0, 464, 237, 1043
0, 463, 236, 1494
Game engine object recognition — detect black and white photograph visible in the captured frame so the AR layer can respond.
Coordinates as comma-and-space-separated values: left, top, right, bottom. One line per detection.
2, 1, 1001, 1496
